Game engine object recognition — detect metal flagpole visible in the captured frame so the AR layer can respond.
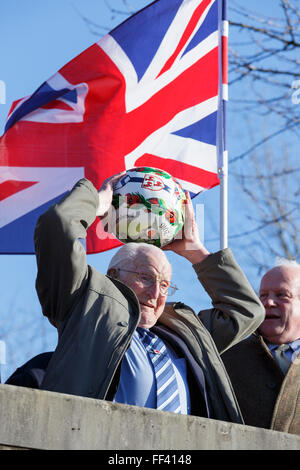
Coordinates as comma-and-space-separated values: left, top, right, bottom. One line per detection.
219, 153, 228, 249
218, 0, 228, 250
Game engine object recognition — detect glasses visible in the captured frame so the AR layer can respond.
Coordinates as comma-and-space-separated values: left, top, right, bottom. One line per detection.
117, 269, 178, 296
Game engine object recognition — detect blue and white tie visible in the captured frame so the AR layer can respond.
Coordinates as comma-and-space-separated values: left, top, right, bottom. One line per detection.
137, 327, 181, 413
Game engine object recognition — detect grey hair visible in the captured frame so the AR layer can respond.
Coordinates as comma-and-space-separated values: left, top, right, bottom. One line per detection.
274, 257, 300, 268
107, 242, 171, 272
272, 257, 300, 296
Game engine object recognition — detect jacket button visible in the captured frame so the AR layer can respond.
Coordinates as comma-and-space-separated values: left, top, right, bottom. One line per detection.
118, 321, 128, 327
266, 382, 277, 390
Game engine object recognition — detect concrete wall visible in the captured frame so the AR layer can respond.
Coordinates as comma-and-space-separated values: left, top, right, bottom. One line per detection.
0, 384, 299, 450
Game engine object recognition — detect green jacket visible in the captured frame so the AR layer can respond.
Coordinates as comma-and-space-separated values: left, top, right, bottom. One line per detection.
34, 179, 264, 423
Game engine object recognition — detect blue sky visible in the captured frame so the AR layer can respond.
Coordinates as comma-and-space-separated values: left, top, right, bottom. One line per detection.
0, 0, 289, 381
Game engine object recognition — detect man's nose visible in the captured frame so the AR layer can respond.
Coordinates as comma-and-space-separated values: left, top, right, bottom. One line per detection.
146, 280, 161, 298
263, 293, 277, 306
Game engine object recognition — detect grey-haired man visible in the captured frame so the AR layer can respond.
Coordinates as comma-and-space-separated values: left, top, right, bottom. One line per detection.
34, 174, 264, 423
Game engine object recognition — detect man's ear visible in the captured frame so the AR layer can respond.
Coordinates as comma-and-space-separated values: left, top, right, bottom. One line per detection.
107, 267, 119, 279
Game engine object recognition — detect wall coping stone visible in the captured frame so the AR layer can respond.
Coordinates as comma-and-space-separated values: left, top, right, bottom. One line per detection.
0, 384, 300, 450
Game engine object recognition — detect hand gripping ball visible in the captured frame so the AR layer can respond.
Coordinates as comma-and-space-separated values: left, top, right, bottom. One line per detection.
111, 167, 186, 247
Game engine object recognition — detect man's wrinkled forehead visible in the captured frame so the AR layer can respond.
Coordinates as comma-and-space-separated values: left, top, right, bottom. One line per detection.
132, 249, 172, 278
260, 265, 300, 293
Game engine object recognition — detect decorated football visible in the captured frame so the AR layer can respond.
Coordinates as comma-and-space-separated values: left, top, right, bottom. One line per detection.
111, 167, 186, 247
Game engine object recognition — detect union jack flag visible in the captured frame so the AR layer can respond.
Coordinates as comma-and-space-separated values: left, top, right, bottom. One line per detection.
0, 0, 228, 254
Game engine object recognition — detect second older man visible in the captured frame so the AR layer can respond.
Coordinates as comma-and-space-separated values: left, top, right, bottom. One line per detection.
222, 261, 300, 434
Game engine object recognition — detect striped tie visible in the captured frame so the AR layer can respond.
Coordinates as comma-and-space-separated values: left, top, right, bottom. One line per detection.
137, 328, 181, 413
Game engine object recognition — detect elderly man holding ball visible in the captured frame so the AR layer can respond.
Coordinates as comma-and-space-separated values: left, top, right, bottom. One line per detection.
33, 170, 264, 423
